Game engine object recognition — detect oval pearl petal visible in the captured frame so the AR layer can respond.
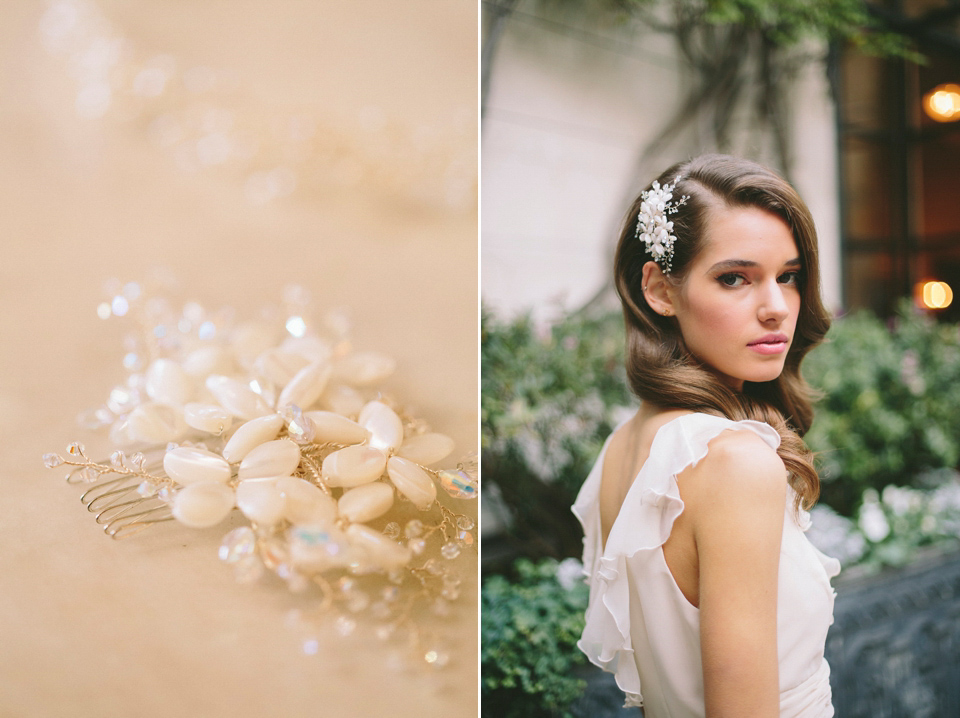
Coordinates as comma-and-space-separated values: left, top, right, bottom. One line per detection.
127, 402, 187, 444
182, 346, 233, 378
335, 352, 396, 386
145, 358, 194, 406
252, 349, 309, 388
397, 433, 455, 466
320, 384, 365, 418
238, 439, 301, 480
221, 414, 285, 463
276, 361, 331, 411
164, 447, 232, 485
346, 523, 412, 570
277, 476, 337, 525
205, 375, 273, 420
358, 401, 404, 452
183, 403, 233, 435
172, 481, 235, 528
338, 482, 394, 523
322, 445, 387, 487
236, 478, 286, 525
303, 411, 369, 444
386, 456, 437, 510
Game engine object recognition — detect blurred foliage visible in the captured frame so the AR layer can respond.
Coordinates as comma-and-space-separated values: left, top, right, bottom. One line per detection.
481, 558, 590, 718
483, 301, 960, 559
538, 0, 920, 59
481, 305, 631, 560
804, 302, 960, 516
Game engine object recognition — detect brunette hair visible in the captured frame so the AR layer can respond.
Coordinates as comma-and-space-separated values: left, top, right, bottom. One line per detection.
614, 154, 831, 508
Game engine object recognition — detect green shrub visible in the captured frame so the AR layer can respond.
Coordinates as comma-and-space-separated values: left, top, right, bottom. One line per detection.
804, 302, 960, 516
481, 305, 631, 559
481, 558, 590, 718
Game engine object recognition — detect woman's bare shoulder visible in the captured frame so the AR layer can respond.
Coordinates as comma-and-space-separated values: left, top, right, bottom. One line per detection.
680, 427, 787, 512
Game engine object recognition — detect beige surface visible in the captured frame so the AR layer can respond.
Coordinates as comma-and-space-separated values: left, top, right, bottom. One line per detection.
0, 2, 478, 716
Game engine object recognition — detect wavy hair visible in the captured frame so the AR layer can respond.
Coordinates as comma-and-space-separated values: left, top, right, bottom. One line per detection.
614, 154, 831, 508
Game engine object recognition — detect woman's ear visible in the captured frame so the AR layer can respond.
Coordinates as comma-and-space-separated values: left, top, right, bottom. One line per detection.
641, 261, 676, 317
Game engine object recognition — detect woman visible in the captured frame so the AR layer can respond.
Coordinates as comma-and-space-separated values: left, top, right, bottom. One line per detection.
573, 154, 840, 717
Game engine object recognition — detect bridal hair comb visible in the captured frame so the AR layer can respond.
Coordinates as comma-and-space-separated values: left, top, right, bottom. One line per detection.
635, 175, 689, 274
43, 276, 477, 669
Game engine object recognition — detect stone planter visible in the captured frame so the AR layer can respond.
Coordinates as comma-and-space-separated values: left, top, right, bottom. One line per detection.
826, 547, 960, 717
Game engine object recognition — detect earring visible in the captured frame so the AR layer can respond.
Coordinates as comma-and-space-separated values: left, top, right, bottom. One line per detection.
662, 309, 670, 316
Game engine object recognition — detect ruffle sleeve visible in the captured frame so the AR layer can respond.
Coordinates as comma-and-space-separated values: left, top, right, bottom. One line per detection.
572, 413, 781, 708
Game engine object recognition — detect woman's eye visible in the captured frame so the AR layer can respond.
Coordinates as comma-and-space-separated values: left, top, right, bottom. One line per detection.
718, 273, 746, 288
778, 271, 801, 285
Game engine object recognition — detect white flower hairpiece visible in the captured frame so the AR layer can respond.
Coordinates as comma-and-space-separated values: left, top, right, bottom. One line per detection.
43, 279, 477, 669
635, 175, 689, 274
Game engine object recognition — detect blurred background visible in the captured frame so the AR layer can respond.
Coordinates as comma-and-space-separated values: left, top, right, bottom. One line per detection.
480, 2, 960, 716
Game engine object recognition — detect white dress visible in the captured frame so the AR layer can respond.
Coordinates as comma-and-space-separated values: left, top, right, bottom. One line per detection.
573, 412, 840, 717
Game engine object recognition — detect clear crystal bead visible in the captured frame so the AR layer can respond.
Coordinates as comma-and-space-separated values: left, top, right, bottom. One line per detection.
337, 577, 355, 593
424, 559, 443, 576
282, 405, 316, 444
219, 527, 257, 564
107, 386, 139, 414
441, 542, 461, 560
157, 486, 175, 503
131, 452, 146, 469
423, 643, 451, 669
66, 442, 85, 457
456, 516, 475, 531
232, 554, 264, 584
404, 519, 424, 538
110, 450, 126, 469
334, 615, 356, 637
442, 572, 461, 588
79, 467, 99, 483
438, 469, 477, 500
457, 530, 474, 547
42, 453, 63, 468
381, 586, 399, 603
383, 522, 401, 539
458, 452, 478, 480
137, 481, 157, 498
407, 538, 426, 555
441, 585, 460, 601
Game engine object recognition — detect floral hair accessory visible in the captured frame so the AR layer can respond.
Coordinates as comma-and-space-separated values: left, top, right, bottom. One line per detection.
635, 175, 689, 274
43, 278, 477, 670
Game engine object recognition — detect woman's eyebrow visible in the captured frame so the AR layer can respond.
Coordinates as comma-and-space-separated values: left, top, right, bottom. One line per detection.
707, 257, 802, 272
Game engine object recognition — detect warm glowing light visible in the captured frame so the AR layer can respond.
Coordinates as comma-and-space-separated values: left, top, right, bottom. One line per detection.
916, 280, 954, 309
924, 83, 960, 122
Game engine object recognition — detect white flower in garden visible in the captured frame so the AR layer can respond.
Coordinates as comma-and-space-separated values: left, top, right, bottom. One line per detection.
881, 484, 916, 517
859, 499, 891, 542
556, 557, 583, 591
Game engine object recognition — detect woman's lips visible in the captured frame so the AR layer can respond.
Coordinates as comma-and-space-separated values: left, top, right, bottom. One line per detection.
748, 334, 789, 355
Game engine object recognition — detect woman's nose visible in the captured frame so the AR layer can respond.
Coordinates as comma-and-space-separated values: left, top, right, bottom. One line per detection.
758, 281, 789, 323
